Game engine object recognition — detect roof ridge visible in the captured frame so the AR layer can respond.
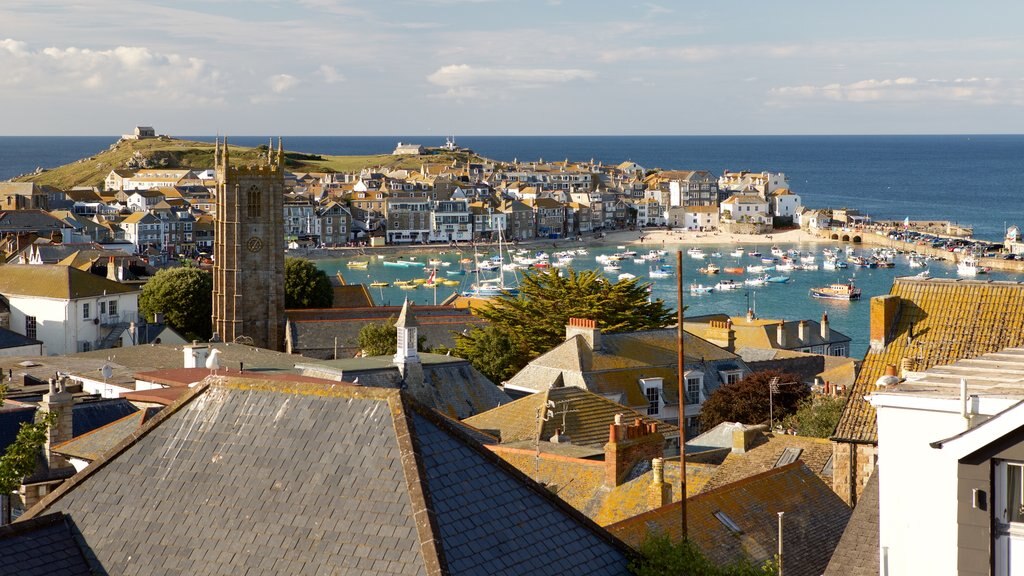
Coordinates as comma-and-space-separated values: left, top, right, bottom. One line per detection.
403, 395, 638, 560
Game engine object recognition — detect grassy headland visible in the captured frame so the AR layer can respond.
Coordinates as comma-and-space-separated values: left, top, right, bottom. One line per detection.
14, 136, 487, 189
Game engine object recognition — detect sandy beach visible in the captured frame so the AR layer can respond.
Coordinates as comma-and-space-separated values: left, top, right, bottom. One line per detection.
609, 227, 830, 248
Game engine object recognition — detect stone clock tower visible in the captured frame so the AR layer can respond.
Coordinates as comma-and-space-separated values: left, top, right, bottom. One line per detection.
212, 137, 286, 350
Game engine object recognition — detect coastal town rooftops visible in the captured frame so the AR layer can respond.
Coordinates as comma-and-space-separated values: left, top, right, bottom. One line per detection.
0, 264, 138, 299
464, 385, 679, 448
833, 277, 1024, 444
23, 377, 634, 575
607, 462, 851, 576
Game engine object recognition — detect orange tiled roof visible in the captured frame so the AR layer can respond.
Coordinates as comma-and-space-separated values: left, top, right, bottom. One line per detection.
833, 278, 1024, 444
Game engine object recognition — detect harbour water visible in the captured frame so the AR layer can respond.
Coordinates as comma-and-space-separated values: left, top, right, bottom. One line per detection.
317, 240, 1024, 358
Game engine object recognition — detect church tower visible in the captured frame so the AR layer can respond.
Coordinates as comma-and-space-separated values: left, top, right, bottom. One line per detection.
212, 137, 286, 350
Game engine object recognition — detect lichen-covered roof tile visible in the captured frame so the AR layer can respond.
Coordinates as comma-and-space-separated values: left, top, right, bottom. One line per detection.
834, 278, 1024, 444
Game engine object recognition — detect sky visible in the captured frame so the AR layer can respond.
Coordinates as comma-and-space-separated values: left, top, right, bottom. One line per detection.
2, 0, 1024, 136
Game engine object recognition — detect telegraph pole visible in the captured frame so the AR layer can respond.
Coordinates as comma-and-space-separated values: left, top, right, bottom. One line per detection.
676, 250, 687, 539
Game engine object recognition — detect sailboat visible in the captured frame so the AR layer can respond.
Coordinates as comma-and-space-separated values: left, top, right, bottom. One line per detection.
463, 227, 520, 298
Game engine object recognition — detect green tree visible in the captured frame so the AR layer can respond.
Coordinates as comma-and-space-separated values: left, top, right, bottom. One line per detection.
465, 268, 675, 360
699, 370, 808, 431
782, 395, 846, 438
285, 257, 333, 309
139, 265, 213, 341
630, 535, 776, 576
453, 324, 531, 384
0, 386, 57, 520
357, 318, 428, 357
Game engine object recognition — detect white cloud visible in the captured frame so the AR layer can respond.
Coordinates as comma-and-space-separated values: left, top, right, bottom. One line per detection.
427, 64, 595, 99
769, 76, 1012, 105
269, 73, 300, 93
317, 65, 345, 84
0, 38, 223, 106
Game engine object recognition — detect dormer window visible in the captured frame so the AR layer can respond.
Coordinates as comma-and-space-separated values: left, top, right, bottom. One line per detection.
640, 377, 663, 416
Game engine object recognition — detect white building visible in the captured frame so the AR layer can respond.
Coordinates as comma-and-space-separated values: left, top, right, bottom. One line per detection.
119, 211, 163, 253
0, 265, 140, 355
769, 188, 801, 218
429, 192, 472, 242
869, 348, 1024, 576
719, 171, 789, 195
720, 194, 770, 225
682, 205, 720, 230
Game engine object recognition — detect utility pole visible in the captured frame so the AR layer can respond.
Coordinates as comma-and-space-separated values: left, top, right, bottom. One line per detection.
676, 250, 687, 540
777, 511, 785, 576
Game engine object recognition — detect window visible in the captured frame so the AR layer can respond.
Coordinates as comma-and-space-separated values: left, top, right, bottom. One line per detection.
713, 511, 742, 534
726, 371, 741, 385
100, 302, 107, 314
686, 377, 702, 404
108, 300, 118, 317
1005, 463, 1024, 524
831, 345, 847, 357
25, 316, 36, 340
646, 387, 660, 415
82, 303, 90, 319
247, 185, 262, 218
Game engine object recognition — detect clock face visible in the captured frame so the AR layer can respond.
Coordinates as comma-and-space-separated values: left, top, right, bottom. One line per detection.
246, 236, 264, 253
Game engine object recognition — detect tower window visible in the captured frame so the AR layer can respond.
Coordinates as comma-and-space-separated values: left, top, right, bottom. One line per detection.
247, 185, 262, 218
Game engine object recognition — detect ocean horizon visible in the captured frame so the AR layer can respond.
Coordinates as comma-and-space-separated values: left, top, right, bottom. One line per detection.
3, 134, 1023, 241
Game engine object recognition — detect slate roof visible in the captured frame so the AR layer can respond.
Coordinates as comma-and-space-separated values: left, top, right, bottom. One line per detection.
52, 407, 161, 462
464, 386, 679, 448
285, 304, 485, 359
485, 446, 698, 526
698, 431, 835, 492
608, 462, 851, 576
0, 326, 42, 350
0, 400, 37, 452
297, 355, 511, 419
70, 398, 139, 437
686, 313, 852, 351
823, 471, 879, 576
0, 210, 70, 234
833, 278, 1024, 444
502, 328, 744, 409
0, 512, 93, 575
22, 376, 633, 575
0, 264, 138, 299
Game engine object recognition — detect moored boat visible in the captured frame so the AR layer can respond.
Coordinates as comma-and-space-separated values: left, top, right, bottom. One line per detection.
689, 284, 714, 295
347, 260, 369, 269
715, 279, 742, 291
810, 280, 861, 300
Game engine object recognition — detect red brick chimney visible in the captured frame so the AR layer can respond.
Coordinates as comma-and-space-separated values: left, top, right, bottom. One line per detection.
604, 414, 665, 487
566, 317, 601, 350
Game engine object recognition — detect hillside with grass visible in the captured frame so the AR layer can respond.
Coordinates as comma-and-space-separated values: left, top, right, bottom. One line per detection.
14, 137, 489, 190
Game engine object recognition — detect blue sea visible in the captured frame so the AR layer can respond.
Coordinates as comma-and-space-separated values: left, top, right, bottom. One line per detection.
3, 134, 1023, 356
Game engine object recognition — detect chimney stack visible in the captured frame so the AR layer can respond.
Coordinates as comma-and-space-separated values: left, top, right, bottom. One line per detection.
776, 322, 787, 348
820, 312, 830, 341
41, 377, 74, 469
731, 423, 769, 454
798, 320, 808, 342
566, 317, 601, 351
870, 295, 901, 351
183, 341, 209, 368
605, 416, 665, 487
649, 457, 673, 508
746, 308, 755, 322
